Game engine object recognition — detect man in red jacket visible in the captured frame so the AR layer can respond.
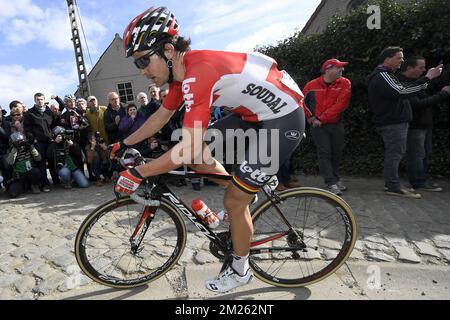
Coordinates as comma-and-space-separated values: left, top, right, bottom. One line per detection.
303, 59, 352, 195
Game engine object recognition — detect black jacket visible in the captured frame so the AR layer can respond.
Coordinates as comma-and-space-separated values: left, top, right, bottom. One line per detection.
368, 66, 430, 127
23, 105, 56, 143
0, 119, 11, 155
397, 74, 450, 129
46, 141, 84, 172
104, 104, 126, 143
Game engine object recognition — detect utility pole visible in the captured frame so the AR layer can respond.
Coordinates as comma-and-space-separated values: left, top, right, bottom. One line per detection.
67, 0, 91, 98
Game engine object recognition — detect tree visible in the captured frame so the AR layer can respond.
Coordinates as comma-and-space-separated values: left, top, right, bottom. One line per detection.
259, 0, 450, 178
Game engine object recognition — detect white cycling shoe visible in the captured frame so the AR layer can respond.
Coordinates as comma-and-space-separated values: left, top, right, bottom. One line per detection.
205, 265, 254, 293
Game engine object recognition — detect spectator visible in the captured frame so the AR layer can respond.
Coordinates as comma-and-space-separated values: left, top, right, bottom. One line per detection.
160, 88, 169, 102
47, 126, 89, 189
85, 96, 108, 144
136, 92, 149, 110
118, 103, 146, 147
149, 83, 161, 101
367, 46, 443, 198
55, 94, 89, 143
49, 104, 62, 119
54, 94, 90, 158
5, 132, 42, 197
303, 58, 352, 195
9, 109, 25, 134
142, 136, 168, 159
398, 56, 450, 192
86, 132, 111, 186
138, 84, 161, 120
104, 92, 126, 143
0, 105, 12, 183
76, 98, 88, 115
23, 92, 59, 192
5, 100, 26, 123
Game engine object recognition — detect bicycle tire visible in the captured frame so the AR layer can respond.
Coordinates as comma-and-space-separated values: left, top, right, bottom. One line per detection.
74, 197, 187, 289
250, 187, 356, 287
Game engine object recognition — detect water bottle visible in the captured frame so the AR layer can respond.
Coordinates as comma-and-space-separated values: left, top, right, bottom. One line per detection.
191, 199, 220, 229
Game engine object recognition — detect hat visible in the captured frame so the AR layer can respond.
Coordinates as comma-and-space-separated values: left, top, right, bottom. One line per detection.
321, 58, 349, 72
87, 96, 97, 101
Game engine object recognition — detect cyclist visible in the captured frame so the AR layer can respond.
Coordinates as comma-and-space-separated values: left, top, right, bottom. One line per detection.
111, 6, 306, 293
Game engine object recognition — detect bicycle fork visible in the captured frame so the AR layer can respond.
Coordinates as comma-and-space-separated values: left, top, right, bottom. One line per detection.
130, 206, 156, 254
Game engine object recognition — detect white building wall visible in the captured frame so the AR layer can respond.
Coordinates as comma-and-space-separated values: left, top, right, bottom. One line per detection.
87, 34, 152, 107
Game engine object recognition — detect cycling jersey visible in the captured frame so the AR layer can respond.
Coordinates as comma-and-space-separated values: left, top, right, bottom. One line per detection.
163, 50, 305, 128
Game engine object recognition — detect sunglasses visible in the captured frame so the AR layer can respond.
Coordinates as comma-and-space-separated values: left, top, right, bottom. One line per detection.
134, 51, 156, 70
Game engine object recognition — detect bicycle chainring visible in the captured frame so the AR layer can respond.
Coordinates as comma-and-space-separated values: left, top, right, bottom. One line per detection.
209, 231, 232, 260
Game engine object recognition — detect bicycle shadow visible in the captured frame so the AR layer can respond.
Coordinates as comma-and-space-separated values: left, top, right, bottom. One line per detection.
60, 285, 312, 301
61, 285, 150, 300
188, 287, 312, 301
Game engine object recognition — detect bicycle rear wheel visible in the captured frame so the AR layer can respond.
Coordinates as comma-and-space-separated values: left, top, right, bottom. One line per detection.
250, 187, 356, 287
75, 197, 186, 289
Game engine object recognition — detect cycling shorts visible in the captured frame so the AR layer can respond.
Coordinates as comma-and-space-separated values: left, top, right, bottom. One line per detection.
207, 107, 305, 194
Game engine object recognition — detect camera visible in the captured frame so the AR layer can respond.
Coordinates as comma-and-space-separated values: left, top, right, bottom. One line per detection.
94, 132, 105, 144
64, 129, 75, 141
80, 117, 89, 127
9, 132, 29, 148
56, 149, 66, 170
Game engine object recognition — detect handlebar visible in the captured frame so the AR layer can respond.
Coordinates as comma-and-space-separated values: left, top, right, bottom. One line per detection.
117, 148, 147, 169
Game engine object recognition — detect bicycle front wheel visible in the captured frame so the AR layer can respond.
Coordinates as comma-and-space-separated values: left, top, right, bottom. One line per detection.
74, 197, 186, 289
250, 187, 356, 287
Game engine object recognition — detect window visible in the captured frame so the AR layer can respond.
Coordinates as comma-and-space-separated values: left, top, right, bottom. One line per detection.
117, 82, 134, 104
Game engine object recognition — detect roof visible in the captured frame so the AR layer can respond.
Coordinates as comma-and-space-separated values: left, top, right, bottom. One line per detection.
301, 0, 328, 34
87, 33, 123, 78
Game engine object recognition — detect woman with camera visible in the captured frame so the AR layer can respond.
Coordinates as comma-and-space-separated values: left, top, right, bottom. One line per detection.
47, 126, 89, 189
86, 132, 111, 187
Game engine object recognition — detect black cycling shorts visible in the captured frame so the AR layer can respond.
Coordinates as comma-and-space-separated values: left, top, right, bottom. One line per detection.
206, 107, 305, 194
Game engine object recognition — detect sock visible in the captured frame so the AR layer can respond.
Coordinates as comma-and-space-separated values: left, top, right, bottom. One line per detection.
231, 253, 249, 276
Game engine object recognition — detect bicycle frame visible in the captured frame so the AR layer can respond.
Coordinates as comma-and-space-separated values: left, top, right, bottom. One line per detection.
128, 170, 304, 258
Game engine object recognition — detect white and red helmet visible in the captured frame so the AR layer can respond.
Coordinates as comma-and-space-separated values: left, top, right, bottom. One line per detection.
123, 6, 180, 58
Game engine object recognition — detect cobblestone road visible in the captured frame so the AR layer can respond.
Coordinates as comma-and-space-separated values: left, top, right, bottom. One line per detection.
1, 175, 449, 299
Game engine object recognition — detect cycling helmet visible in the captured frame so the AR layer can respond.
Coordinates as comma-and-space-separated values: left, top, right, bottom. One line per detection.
64, 94, 76, 102
52, 126, 66, 138
9, 132, 26, 146
123, 6, 179, 58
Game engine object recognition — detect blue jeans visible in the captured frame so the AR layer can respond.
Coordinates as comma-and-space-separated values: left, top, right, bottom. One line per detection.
407, 128, 430, 188
377, 123, 409, 191
58, 167, 89, 188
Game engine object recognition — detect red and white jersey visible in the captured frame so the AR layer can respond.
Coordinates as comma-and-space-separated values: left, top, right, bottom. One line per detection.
163, 50, 305, 128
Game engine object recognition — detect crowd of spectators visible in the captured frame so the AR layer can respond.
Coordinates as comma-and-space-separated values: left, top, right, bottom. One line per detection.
0, 84, 185, 198
1, 47, 449, 199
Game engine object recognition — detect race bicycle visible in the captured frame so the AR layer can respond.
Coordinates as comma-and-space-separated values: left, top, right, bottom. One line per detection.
74, 149, 356, 289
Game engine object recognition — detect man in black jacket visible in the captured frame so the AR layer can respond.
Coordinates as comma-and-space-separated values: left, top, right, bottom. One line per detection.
399, 56, 450, 192
23, 93, 58, 191
104, 92, 126, 144
368, 47, 442, 198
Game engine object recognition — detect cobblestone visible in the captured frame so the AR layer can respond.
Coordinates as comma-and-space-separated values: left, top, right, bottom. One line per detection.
413, 241, 442, 258
437, 249, 450, 262
0, 176, 449, 299
393, 245, 421, 263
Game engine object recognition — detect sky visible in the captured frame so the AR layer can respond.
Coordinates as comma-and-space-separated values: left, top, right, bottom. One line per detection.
0, 0, 321, 113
